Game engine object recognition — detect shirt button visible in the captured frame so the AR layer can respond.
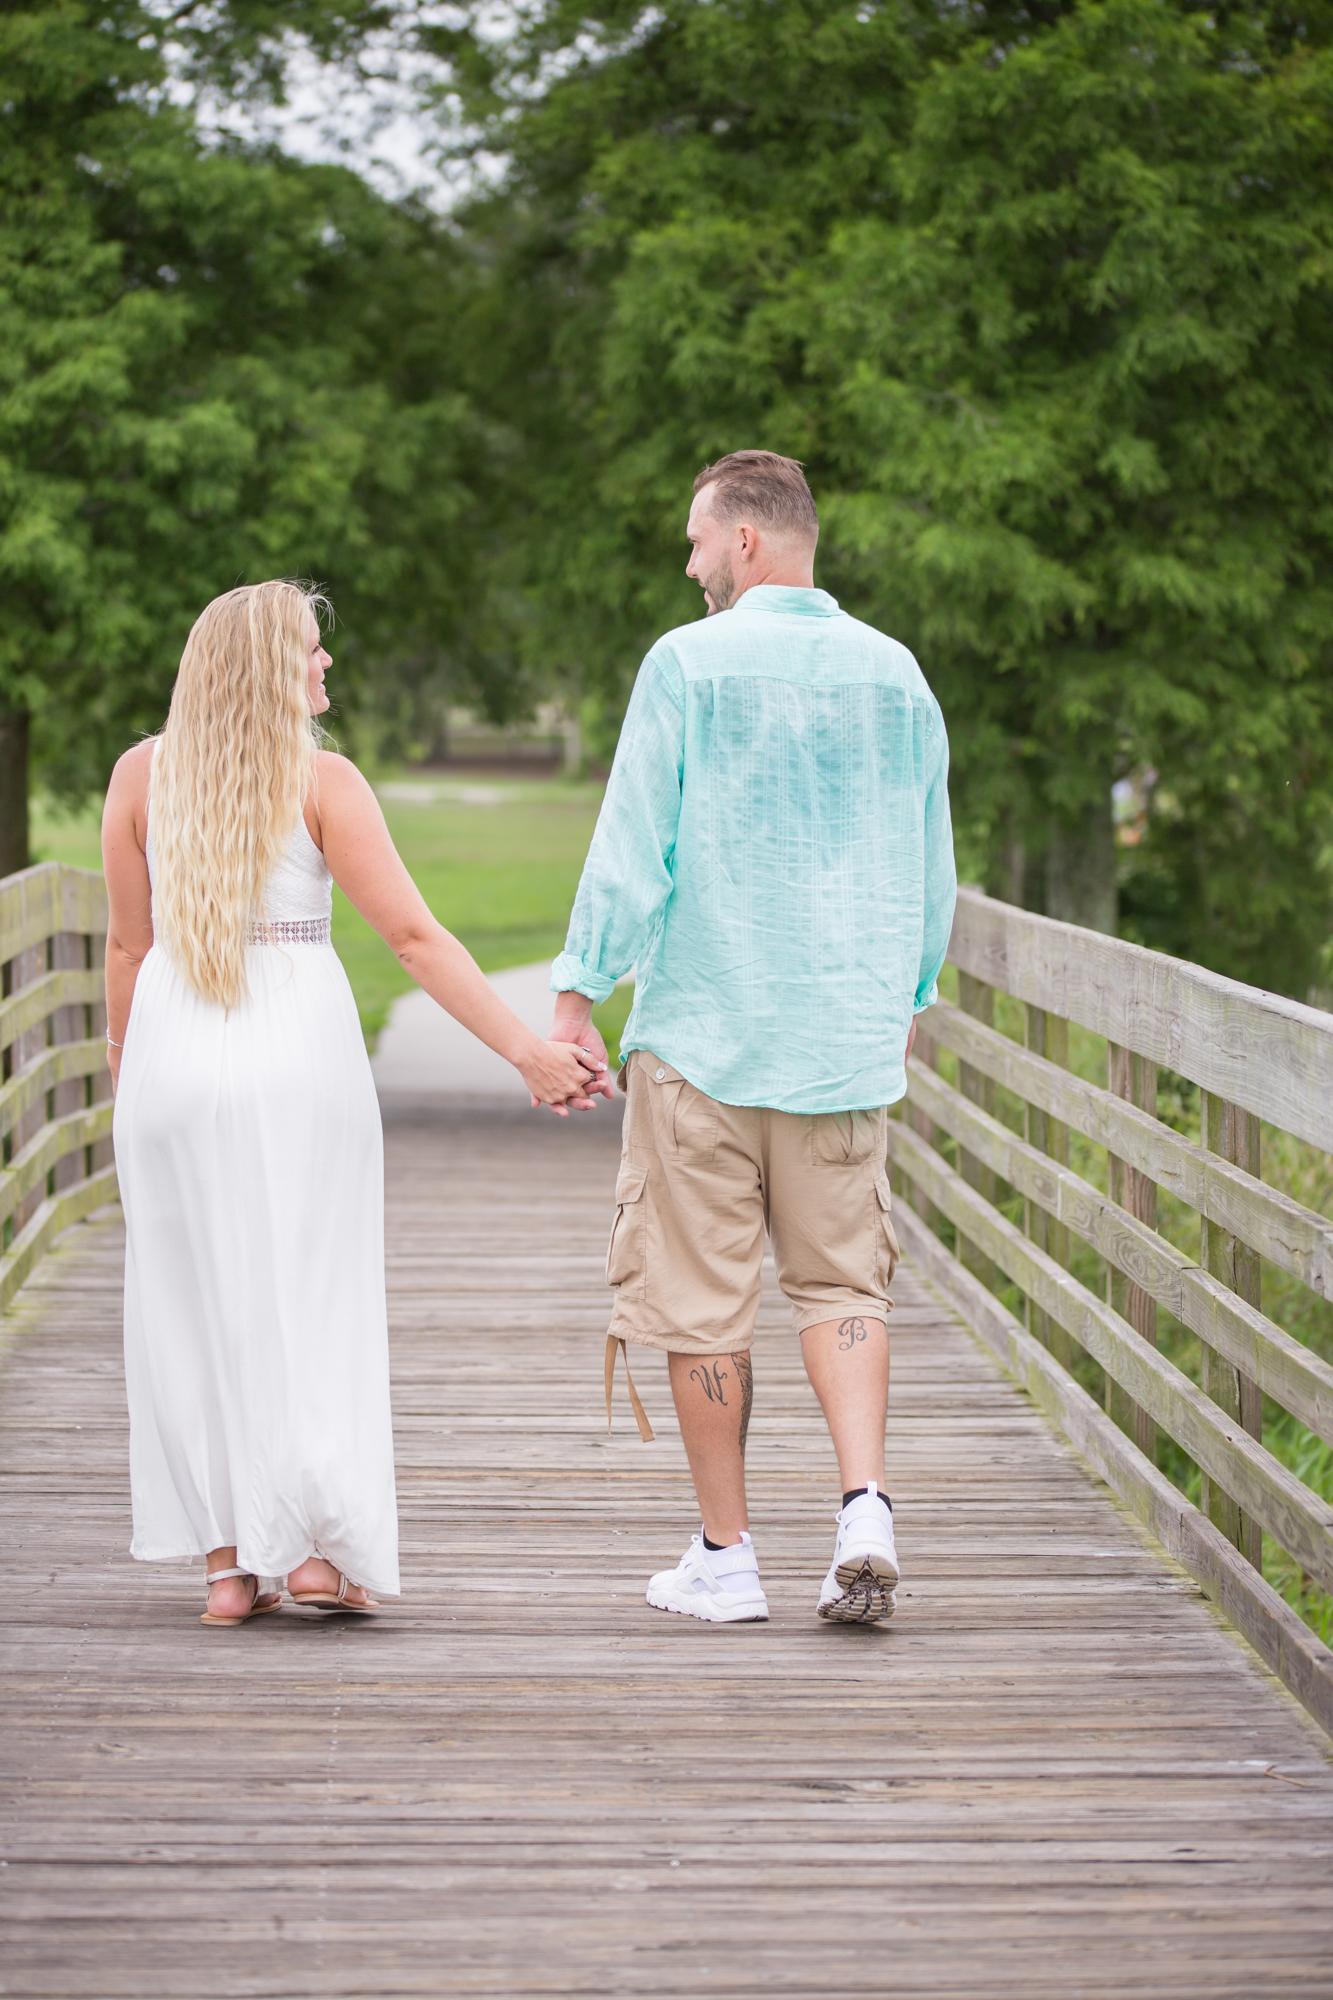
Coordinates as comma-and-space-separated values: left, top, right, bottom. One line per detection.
654, 1066, 666, 1081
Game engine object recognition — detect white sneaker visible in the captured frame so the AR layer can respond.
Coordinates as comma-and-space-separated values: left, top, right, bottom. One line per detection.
646, 1532, 770, 1624
817, 1483, 899, 1623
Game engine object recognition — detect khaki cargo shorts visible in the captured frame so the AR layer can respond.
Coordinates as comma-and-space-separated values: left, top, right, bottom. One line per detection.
606, 1050, 900, 1356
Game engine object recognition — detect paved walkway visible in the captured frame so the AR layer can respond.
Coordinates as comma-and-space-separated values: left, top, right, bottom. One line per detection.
372, 962, 561, 1100
2, 1101, 1332, 1996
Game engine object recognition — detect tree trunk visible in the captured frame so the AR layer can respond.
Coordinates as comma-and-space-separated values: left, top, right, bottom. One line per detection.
1045, 793, 1116, 935
0, 700, 30, 880
987, 803, 1049, 913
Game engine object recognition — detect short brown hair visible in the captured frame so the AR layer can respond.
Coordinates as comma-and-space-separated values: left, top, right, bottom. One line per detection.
693, 450, 818, 543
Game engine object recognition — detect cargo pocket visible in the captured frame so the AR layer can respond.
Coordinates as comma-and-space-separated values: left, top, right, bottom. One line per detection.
606, 1166, 648, 1292
812, 1105, 888, 1167
644, 1057, 718, 1163
874, 1170, 901, 1295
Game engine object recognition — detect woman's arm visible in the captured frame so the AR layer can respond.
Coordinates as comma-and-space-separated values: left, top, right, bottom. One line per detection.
313, 754, 603, 1113
100, 741, 156, 1094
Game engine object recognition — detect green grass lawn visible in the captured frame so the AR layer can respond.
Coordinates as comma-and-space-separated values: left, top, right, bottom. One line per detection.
31, 777, 628, 1052
329, 778, 608, 1043
30, 797, 105, 871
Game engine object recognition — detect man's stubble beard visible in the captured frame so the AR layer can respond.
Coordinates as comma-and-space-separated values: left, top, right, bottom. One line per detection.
702, 555, 736, 615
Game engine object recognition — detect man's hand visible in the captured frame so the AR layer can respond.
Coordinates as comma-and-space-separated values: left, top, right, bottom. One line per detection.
906, 1016, 918, 1064
531, 991, 617, 1113
520, 1037, 606, 1117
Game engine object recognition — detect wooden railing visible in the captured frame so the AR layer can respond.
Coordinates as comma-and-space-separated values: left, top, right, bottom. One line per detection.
1, 864, 117, 1315
890, 887, 1333, 1735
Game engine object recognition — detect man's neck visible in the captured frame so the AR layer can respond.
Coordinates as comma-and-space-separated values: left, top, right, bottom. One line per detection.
735, 563, 816, 602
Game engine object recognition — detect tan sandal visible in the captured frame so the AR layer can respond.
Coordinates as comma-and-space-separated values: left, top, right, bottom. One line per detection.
290, 1569, 379, 1615
200, 1566, 283, 1627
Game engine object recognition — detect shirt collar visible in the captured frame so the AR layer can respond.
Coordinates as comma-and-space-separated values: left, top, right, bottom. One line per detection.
734, 585, 841, 618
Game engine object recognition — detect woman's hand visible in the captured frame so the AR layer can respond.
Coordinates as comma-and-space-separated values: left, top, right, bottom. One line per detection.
519, 1037, 606, 1117
106, 1042, 122, 1097
542, 993, 617, 1108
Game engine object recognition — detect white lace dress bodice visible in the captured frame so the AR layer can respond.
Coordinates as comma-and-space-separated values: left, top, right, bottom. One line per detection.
146, 812, 334, 945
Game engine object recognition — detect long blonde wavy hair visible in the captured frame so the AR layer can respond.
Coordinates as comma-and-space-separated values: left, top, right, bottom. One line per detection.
150, 581, 330, 1009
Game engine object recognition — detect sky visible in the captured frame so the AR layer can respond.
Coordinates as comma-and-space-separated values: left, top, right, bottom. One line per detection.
190, 39, 476, 209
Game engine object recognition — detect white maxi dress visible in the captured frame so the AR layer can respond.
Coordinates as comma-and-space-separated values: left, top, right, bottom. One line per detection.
114, 814, 400, 1596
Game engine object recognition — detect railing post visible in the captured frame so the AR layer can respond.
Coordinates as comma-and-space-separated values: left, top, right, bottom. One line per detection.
956, 973, 998, 1290
906, 1016, 942, 1234
1024, 1004, 1072, 1370
1106, 1044, 1159, 1462
88, 930, 112, 1175
1199, 1093, 1263, 1568
51, 931, 89, 1194
2, 938, 47, 1248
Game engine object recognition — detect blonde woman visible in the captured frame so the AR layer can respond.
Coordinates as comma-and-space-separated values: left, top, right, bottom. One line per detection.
101, 581, 600, 1627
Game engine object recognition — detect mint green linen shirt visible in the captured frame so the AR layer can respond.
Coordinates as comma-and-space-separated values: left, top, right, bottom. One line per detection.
551, 585, 956, 1114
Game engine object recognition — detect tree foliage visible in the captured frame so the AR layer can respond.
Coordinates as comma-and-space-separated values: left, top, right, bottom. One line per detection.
5, 0, 1331, 993
0, 0, 498, 865
437, 0, 1333, 992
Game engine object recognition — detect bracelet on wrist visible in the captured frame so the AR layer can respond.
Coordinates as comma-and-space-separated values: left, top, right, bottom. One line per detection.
107, 1033, 124, 1049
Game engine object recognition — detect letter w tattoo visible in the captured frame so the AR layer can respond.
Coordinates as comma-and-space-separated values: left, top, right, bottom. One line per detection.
689, 1361, 729, 1405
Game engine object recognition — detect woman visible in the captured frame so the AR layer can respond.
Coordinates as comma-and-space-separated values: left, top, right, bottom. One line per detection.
102, 581, 600, 1627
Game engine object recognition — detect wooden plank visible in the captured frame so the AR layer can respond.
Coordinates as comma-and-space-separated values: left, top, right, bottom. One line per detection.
1200, 1094, 1264, 1569
904, 1060, 1333, 1447
925, 999, 1333, 1299
885, 1118, 1333, 1594
904, 1015, 942, 1234
0, 1039, 108, 1146
0, 966, 105, 1056
1022, 1003, 1071, 1368
0, 864, 58, 965
2, 1103, 1333, 1997
0, 862, 107, 965
1106, 1042, 1159, 1458
0, 1100, 116, 1228
0, 1164, 119, 1314
947, 887, 1333, 1151
956, 971, 998, 1292
892, 1202, 1333, 1740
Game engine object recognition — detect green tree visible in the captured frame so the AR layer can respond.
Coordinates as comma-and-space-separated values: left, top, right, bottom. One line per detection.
427, 0, 966, 740
0, 0, 493, 873
437, 0, 1333, 992
809, 0, 1333, 989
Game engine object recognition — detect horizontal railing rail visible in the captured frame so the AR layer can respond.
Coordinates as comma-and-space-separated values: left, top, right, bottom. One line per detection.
1, 863, 117, 1315
891, 887, 1333, 1736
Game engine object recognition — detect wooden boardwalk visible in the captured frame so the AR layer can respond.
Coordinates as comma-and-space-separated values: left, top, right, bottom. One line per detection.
2, 1101, 1332, 1998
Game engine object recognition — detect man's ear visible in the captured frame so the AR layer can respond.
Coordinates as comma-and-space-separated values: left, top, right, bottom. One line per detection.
736, 522, 758, 563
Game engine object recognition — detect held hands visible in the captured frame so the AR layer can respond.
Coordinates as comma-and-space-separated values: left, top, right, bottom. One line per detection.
521, 1035, 608, 1118
526, 995, 617, 1116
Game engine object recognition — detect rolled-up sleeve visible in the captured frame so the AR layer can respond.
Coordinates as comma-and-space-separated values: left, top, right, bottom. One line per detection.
550, 645, 686, 1002
914, 715, 957, 1011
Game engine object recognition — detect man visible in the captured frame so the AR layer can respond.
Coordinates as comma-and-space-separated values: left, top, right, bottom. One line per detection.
550, 450, 956, 1625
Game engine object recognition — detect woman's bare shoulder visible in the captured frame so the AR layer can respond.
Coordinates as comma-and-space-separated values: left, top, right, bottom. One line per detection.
107, 738, 155, 807
315, 750, 379, 808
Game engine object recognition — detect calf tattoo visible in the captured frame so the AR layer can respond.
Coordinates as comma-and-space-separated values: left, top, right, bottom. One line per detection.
838, 1316, 870, 1351
690, 1360, 729, 1404
732, 1351, 754, 1455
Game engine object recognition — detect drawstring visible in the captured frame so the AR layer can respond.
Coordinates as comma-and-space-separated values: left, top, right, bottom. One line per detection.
605, 1335, 654, 1443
